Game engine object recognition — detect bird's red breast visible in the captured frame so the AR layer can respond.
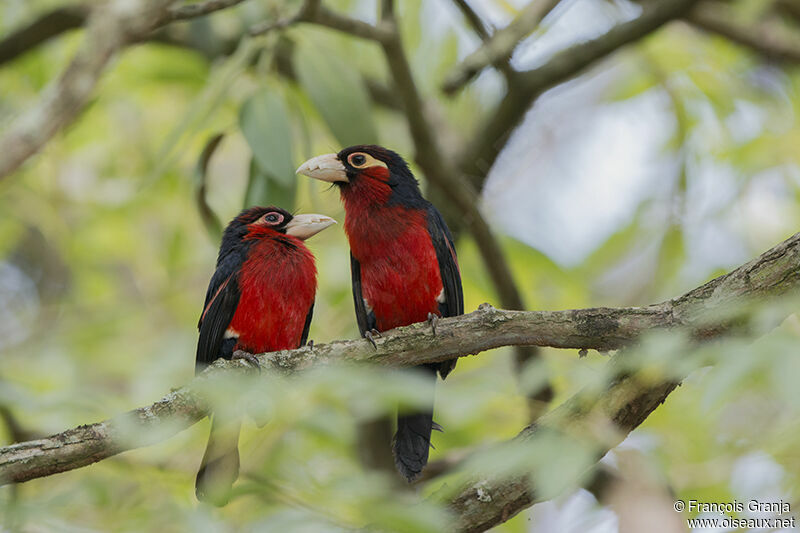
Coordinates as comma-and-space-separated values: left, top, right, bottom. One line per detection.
342, 174, 443, 331
229, 231, 316, 353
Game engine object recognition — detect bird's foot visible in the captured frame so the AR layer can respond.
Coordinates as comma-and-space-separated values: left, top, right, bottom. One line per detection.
427, 312, 439, 336
364, 329, 381, 349
307, 339, 314, 349
232, 350, 261, 372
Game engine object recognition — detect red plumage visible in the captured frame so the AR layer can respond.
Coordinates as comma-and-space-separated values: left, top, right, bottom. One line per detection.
231, 230, 316, 352
343, 174, 443, 331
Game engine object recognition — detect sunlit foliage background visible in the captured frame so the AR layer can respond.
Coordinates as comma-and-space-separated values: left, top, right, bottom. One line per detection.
2, 0, 800, 531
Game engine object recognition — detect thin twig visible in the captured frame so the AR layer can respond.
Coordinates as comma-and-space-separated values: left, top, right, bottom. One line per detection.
250, 1, 392, 42
0, 5, 90, 66
443, 0, 563, 93
451, 0, 490, 40
168, 0, 248, 21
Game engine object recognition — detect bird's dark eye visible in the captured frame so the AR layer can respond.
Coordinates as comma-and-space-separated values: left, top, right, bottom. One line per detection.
349, 153, 367, 167
263, 212, 283, 225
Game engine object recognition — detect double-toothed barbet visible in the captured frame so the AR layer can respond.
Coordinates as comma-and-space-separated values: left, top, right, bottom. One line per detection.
297, 146, 463, 481
195, 206, 335, 504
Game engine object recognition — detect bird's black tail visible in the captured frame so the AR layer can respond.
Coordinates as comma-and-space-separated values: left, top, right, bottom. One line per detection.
392, 364, 439, 482
195, 414, 241, 506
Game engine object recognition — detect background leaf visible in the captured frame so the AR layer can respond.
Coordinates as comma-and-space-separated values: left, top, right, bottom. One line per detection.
240, 88, 295, 185
244, 156, 297, 210
295, 40, 379, 147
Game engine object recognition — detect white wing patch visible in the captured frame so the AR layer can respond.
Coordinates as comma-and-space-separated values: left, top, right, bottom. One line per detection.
437, 289, 445, 304
363, 298, 373, 315
224, 328, 239, 339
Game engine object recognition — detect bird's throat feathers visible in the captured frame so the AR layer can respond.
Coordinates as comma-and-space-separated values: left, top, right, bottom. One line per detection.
340, 175, 428, 251
340, 166, 392, 206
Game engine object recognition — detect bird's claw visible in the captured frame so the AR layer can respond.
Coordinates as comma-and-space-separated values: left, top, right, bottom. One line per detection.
307, 339, 314, 349
232, 350, 261, 372
427, 312, 439, 336
364, 330, 379, 349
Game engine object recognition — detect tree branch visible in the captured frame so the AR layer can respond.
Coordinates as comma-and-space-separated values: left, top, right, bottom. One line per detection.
450, 377, 681, 532
448, 230, 800, 531
456, 0, 697, 185
449, 0, 518, 82
0, 0, 251, 179
0, 5, 90, 67
451, 0, 491, 40
443, 0, 562, 93
776, 0, 800, 26
249, 1, 392, 41
0, 230, 797, 490
688, 2, 800, 63
168, 0, 247, 21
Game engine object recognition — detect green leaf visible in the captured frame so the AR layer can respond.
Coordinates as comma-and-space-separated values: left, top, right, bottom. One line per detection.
295, 40, 379, 147
239, 88, 295, 185
244, 156, 297, 210
655, 224, 686, 287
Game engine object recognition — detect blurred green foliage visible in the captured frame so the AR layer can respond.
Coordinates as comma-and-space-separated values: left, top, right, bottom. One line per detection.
2, 0, 800, 531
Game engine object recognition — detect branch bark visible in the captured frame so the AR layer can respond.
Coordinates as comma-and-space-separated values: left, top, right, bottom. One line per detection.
168, 0, 247, 21
451, 0, 491, 40
448, 229, 800, 531
0, 0, 250, 179
0, 231, 797, 493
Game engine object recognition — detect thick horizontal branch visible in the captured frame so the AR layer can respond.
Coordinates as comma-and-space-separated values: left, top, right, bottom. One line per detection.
1, 231, 798, 488
0, 0, 250, 179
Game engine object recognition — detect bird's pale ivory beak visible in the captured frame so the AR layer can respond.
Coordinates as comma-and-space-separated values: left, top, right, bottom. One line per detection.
296, 153, 348, 183
285, 214, 337, 240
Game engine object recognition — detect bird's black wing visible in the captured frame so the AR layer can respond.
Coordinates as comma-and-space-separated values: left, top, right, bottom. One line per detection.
299, 302, 314, 346
198, 247, 244, 328
427, 205, 464, 318
426, 205, 464, 378
350, 253, 376, 336
195, 270, 241, 370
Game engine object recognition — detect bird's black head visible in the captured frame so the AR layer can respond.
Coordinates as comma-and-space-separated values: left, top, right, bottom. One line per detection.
297, 145, 423, 206
230, 206, 294, 235
218, 206, 335, 257
337, 145, 418, 187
